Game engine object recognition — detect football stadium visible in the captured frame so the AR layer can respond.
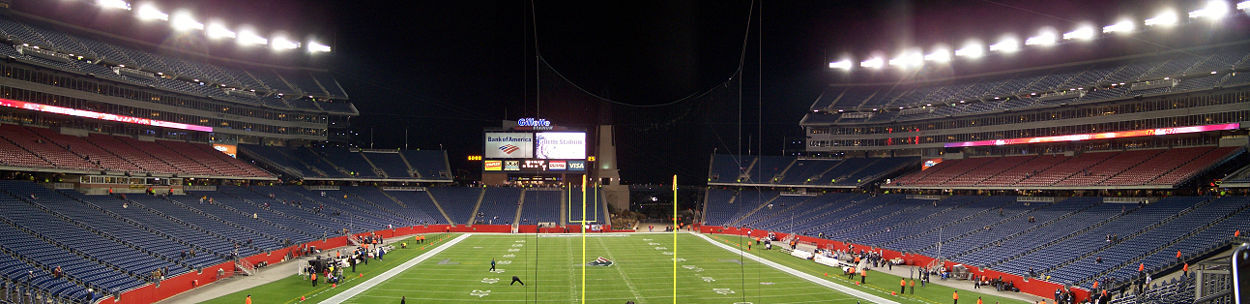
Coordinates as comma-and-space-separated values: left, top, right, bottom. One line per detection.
0, 0, 1246, 303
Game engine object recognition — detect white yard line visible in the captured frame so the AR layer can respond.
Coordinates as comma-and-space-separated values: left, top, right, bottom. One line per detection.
595, 237, 644, 301
693, 232, 901, 304
318, 233, 471, 304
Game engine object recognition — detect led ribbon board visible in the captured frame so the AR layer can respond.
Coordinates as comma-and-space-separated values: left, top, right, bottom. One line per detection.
0, 98, 214, 132
944, 123, 1240, 148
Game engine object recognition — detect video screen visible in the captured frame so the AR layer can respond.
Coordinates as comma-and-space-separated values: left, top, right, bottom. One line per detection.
535, 132, 586, 160
484, 132, 534, 159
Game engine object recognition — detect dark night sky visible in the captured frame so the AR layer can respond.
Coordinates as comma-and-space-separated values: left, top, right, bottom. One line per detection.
14, 0, 1248, 184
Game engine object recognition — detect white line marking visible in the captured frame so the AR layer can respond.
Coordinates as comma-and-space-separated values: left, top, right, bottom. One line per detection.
318, 234, 471, 304
692, 233, 900, 304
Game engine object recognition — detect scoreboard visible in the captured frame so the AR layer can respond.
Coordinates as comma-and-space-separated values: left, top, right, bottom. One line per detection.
483, 131, 588, 173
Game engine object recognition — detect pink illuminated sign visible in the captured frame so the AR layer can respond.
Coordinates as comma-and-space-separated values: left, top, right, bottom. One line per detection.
0, 98, 213, 132
944, 123, 1240, 148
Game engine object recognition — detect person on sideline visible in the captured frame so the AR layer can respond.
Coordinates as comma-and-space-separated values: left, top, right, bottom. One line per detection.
953, 290, 959, 304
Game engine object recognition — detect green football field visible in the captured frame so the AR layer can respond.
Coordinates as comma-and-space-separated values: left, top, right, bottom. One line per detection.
203, 233, 1030, 304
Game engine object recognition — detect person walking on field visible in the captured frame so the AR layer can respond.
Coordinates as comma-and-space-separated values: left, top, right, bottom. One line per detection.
490, 259, 496, 272
910, 279, 915, 294
860, 268, 867, 284
952, 290, 958, 304
311, 272, 318, 287
900, 279, 906, 294
245, 295, 251, 304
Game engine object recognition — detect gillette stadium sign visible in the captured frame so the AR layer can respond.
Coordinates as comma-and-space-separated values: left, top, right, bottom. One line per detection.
484, 132, 533, 159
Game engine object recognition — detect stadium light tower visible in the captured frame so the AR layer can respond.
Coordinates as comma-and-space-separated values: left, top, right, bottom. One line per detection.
954, 41, 985, 59
308, 40, 333, 54
989, 36, 1020, 53
96, 0, 131, 10
170, 11, 204, 32
237, 29, 269, 47
859, 57, 884, 69
135, 3, 167, 21
206, 22, 237, 40
827, 58, 853, 71
1103, 19, 1136, 33
1189, 0, 1230, 20
1025, 29, 1058, 47
1145, 10, 1180, 27
1062, 25, 1096, 41
271, 36, 301, 51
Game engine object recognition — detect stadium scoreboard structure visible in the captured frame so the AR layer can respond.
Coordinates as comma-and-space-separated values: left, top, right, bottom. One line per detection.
482, 118, 591, 184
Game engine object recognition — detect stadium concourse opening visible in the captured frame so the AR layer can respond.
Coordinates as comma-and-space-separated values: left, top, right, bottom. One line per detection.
0, 0, 1247, 304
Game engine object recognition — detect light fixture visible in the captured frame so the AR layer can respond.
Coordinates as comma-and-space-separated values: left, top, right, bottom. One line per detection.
989, 36, 1020, 53
96, 0, 131, 10
859, 57, 884, 69
206, 22, 237, 40
1025, 29, 1058, 47
271, 36, 301, 51
1102, 20, 1135, 33
308, 40, 333, 54
1189, 0, 1230, 20
237, 29, 269, 47
170, 11, 204, 32
924, 47, 952, 63
1145, 10, 1179, 27
955, 41, 985, 59
1062, 25, 1096, 41
135, 3, 167, 21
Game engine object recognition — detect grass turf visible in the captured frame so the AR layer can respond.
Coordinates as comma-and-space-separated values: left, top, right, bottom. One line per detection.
199, 233, 458, 304
204, 233, 1032, 304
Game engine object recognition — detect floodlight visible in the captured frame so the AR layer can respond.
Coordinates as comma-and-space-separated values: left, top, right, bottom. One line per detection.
1239, 1, 1250, 11
1189, 0, 1230, 20
206, 23, 237, 40
887, 50, 924, 69
1025, 29, 1058, 47
308, 40, 333, 54
1145, 10, 1179, 27
1102, 20, 1136, 33
989, 37, 1020, 53
859, 57, 884, 69
97, 0, 131, 10
955, 41, 985, 59
237, 29, 268, 47
1062, 26, 1096, 41
271, 36, 301, 51
170, 11, 204, 32
924, 47, 951, 63
828, 59, 852, 70
135, 3, 167, 21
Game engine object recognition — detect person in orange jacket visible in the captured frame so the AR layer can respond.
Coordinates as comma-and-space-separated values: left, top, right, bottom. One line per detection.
910, 279, 915, 294
976, 296, 982, 304
245, 295, 252, 304
860, 268, 867, 284
900, 279, 907, 294
953, 290, 959, 304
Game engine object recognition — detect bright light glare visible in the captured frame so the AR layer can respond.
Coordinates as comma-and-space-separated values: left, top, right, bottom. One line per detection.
1063, 26, 1096, 41
308, 40, 333, 53
859, 57, 884, 69
97, 0, 131, 10
924, 47, 952, 63
1145, 10, 1179, 27
1025, 30, 1058, 46
237, 29, 268, 47
1189, 0, 1230, 20
828, 59, 852, 70
1239, 1, 1250, 11
990, 37, 1020, 53
1102, 20, 1136, 33
955, 41, 985, 59
135, 3, 167, 21
887, 50, 924, 69
271, 36, 300, 51
206, 23, 236, 40
170, 11, 204, 32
